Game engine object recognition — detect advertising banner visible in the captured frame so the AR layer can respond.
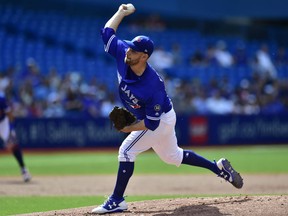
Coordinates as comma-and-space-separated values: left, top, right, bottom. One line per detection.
189, 115, 288, 145
15, 118, 124, 148
13, 114, 288, 149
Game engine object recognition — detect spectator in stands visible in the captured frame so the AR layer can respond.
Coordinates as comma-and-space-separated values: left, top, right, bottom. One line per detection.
47, 67, 62, 92
233, 95, 260, 115
28, 100, 44, 117
205, 90, 234, 114
148, 46, 174, 77
100, 94, 121, 117
63, 87, 83, 116
12, 101, 28, 117
163, 75, 181, 98
233, 79, 260, 115
82, 94, 101, 118
79, 80, 101, 118
189, 49, 206, 66
43, 92, 65, 117
34, 77, 50, 102
190, 89, 209, 114
252, 44, 277, 80
260, 85, 287, 114
59, 72, 83, 116
21, 58, 43, 88
213, 40, 234, 68
170, 80, 195, 114
0, 73, 10, 96
18, 79, 34, 113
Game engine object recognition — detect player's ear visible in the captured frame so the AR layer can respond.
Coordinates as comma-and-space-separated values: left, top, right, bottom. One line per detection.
142, 53, 149, 61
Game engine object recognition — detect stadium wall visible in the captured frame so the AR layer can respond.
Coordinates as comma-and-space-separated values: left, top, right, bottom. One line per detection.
14, 114, 288, 149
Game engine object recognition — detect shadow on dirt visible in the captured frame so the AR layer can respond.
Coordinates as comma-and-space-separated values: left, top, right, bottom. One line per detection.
134, 197, 251, 216
150, 205, 226, 216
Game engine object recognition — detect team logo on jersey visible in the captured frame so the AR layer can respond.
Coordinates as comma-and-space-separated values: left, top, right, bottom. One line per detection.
130, 104, 141, 109
121, 84, 139, 104
121, 84, 141, 109
154, 104, 161, 111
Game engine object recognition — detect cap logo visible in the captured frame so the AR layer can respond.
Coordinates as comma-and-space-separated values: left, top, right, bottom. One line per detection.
136, 37, 141, 42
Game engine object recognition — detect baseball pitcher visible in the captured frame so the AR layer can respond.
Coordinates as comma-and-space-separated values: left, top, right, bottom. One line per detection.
92, 3, 243, 214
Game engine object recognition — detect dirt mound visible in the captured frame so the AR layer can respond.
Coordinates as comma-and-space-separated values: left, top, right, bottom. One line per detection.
20, 195, 288, 216
2, 174, 288, 215
2, 174, 288, 196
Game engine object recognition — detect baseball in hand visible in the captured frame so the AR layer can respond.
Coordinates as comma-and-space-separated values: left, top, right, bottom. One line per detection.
125, 3, 135, 13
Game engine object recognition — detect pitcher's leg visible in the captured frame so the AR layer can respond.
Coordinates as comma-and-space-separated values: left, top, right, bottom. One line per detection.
152, 121, 218, 174
182, 150, 220, 174
118, 130, 150, 162
111, 161, 134, 200
113, 129, 153, 200
152, 123, 183, 167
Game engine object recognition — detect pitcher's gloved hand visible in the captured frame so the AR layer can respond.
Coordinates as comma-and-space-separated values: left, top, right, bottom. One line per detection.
109, 106, 137, 130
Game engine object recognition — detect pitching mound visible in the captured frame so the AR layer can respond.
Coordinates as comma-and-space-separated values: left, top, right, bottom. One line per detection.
19, 196, 287, 216
2, 174, 288, 216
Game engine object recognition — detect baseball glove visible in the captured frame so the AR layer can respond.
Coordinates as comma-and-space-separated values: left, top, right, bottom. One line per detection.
109, 106, 137, 130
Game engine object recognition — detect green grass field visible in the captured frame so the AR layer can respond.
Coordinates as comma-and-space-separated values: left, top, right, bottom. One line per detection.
0, 145, 288, 215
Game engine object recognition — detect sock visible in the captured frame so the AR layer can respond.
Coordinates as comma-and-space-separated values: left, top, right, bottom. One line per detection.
182, 150, 220, 175
11, 144, 25, 168
111, 162, 134, 200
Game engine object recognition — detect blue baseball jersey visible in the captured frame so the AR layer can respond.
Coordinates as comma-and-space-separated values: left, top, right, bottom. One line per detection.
101, 27, 172, 130
0, 96, 9, 121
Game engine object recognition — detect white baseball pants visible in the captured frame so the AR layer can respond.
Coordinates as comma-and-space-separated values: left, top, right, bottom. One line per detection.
0, 116, 10, 142
118, 108, 183, 167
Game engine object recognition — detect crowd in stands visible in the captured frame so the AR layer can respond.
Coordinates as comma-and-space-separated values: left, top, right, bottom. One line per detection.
0, 5, 288, 118
1, 39, 288, 119
149, 39, 288, 115
0, 58, 120, 118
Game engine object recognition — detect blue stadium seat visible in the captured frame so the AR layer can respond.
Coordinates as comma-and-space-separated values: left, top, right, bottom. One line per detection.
0, 4, 287, 92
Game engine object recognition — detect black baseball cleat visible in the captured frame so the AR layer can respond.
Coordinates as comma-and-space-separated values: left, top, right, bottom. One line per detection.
216, 158, 243, 189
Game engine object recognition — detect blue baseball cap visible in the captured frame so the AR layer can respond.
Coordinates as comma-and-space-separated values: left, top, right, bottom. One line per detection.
124, 35, 154, 57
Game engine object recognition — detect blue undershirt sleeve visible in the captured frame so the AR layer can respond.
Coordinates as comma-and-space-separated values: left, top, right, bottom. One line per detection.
144, 118, 160, 131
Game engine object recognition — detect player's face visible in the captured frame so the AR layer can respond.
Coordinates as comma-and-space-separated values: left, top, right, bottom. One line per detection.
125, 48, 144, 66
